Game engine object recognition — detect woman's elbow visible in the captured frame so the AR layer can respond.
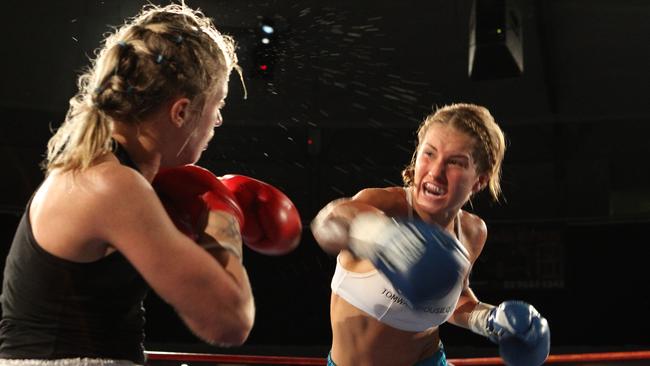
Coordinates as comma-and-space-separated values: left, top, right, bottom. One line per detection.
184, 293, 255, 346
211, 321, 253, 346
201, 307, 254, 346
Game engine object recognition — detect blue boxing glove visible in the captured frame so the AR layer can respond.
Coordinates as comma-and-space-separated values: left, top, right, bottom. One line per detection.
347, 212, 470, 305
468, 301, 551, 366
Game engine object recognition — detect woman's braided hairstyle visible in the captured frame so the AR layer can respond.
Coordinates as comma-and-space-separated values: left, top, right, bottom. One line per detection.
401, 103, 506, 201
45, 3, 240, 173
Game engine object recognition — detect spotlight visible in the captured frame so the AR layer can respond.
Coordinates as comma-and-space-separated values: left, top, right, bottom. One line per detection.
254, 17, 279, 78
261, 24, 274, 35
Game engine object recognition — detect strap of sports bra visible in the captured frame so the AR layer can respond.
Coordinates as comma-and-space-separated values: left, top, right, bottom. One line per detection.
113, 141, 141, 173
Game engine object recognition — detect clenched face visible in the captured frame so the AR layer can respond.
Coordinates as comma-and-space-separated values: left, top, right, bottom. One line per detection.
412, 123, 486, 222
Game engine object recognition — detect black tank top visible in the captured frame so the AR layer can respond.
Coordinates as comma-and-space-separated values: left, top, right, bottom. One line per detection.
0, 145, 149, 363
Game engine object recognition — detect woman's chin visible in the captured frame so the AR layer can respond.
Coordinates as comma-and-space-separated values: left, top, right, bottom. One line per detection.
415, 195, 446, 214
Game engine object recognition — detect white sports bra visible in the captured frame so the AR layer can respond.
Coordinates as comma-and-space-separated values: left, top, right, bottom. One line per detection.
331, 187, 466, 332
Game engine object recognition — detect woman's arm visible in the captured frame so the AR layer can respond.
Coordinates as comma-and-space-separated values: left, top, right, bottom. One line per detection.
310, 189, 389, 254
447, 211, 489, 329
95, 166, 254, 346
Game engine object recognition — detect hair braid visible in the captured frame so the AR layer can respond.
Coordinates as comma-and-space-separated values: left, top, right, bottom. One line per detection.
44, 3, 239, 173
401, 103, 506, 201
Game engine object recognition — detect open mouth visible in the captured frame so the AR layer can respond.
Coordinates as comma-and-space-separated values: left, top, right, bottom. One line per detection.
422, 181, 446, 197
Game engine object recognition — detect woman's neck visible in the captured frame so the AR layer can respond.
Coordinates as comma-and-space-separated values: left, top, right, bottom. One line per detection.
408, 187, 458, 233
111, 124, 162, 182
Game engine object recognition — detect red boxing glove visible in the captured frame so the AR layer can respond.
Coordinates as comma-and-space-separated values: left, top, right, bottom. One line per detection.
219, 175, 302, 255
153, 165, 245, 242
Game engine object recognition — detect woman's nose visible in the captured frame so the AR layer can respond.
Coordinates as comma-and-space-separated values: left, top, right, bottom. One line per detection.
429, 158, 445, 179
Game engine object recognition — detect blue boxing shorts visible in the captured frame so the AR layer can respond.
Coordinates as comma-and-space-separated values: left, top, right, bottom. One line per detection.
327, 342, 448, 366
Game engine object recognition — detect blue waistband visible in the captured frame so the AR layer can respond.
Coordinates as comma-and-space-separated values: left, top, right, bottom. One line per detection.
327, 343, 447, 366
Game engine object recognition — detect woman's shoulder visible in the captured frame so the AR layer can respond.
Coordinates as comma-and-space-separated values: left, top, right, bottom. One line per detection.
92, 156, 149, 189
29, 159, 154, 258
53, 157, 154, 213
352, 186, 407, 215
353, 186, 407, 203
43, 157, 143, 194
459, 210, 486, 228
459, 210, 488, 262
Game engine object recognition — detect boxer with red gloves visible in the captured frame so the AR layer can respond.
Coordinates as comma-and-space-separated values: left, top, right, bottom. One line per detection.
219, 174, 302, 255
0, 4, 256, 362
153, 164, 246, 260
153, 166, 302, 258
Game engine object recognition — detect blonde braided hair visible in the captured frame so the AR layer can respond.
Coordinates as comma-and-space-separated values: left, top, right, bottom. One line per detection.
44, 3, 241, 173
401, 103, 506, 201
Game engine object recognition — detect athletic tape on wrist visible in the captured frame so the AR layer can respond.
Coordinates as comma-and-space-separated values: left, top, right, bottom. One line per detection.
467, 301, 495, 338
321, 217, 350, 245
348, 212, 392, 260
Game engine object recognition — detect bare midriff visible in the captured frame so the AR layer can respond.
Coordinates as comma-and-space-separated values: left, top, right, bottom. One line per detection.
330, 293, 441, 366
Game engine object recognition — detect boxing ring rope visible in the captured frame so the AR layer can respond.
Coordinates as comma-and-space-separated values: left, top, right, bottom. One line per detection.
145, 350, 650, 365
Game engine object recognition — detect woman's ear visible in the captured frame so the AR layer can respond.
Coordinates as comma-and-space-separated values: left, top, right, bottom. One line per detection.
472, 174, 489, 194
169, 97, 191, 128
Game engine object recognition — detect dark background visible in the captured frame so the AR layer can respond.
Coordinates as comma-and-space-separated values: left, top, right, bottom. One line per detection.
1, 0, 649, 359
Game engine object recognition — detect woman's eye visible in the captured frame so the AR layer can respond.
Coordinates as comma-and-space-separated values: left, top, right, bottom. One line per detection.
449, 159, 466, 167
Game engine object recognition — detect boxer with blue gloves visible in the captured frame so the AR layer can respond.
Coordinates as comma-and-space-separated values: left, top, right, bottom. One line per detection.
343, 211, 470, 306
468, 301, 551, 366
312, 103, 551, 366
